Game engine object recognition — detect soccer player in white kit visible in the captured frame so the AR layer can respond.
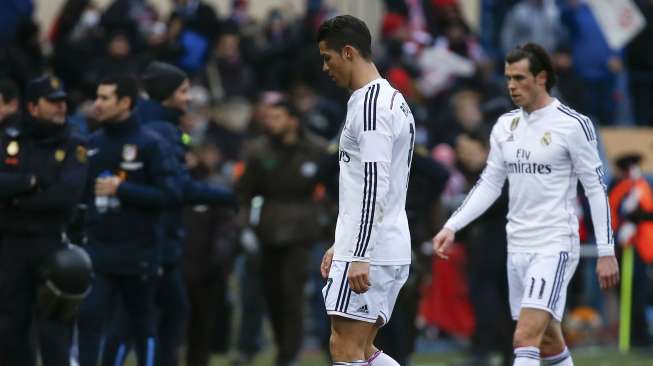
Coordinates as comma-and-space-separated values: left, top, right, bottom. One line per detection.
317, 15, 415, 366
432, 43, 620, 366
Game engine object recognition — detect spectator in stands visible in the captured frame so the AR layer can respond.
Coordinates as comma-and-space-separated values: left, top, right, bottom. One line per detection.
560, 0, 622, 125
626, 0, 653, 126
199, 30, 257, 103
290, 82, 344, 141
49, 0, 104, 105
169, 0, 221, 73
429, 88, 489, 147
501, 0, 564, 53
83, 31, 142, 98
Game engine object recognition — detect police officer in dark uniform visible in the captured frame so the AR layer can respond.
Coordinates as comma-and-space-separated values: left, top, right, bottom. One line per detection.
76, 74, 181, 366
0, 75, 89, 366
101, 62, 235, 366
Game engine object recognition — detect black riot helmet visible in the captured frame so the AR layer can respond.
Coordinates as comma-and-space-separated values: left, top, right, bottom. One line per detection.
37, 240, 94, 322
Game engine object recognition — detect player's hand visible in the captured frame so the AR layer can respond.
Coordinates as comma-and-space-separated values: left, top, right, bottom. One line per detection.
95, 176, 121, 196
320, 245, 334, 279
432, 227, 455, 259
348, 261, 371, 294
597, 255, 619, 289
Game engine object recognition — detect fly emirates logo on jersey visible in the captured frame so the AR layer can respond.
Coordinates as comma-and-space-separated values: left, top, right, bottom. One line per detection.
339, 149, 351, 163
504, 148, 553, 175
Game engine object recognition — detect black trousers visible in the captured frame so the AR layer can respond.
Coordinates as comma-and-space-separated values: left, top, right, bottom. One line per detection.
100, 264, 190, 366
185, 266, 231, 366
235, 252, 265, 358
77, 272, 158, 366
0, 235, 72, 366
260, 244, 309, 365
155, 264, 191, 366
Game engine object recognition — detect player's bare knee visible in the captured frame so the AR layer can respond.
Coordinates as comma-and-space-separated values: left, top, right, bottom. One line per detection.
513, 325, 544, 348
540, 324, 566, 356
330, 327, 366, 360
364, 341, 379, 359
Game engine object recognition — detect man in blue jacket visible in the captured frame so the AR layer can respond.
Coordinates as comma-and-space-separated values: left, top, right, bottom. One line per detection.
105, 62, 236, 366
77, 74, 181, 366
0, 75, 88, 366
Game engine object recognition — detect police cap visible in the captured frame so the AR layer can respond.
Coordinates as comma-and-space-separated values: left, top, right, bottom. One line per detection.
26, 75, 67, 103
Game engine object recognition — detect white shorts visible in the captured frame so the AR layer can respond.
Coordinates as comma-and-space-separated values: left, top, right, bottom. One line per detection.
508, 251, 579, 321
323, 260, 409, 325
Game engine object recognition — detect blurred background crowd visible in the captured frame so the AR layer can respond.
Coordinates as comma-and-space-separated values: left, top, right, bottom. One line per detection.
1, 0, 653, 365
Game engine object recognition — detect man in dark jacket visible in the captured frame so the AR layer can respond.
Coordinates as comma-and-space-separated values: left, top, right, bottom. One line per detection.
76, 74, 181, 366
236, 99, 329, 366
105, 61, 235, 366
0, 75, 88, 366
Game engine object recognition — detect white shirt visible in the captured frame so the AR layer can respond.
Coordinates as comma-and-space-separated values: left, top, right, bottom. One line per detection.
445, 98, 614, 257
333, 78, 415, 265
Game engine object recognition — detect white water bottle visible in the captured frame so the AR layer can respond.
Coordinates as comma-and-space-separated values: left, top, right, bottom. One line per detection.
95, 170, 111, 214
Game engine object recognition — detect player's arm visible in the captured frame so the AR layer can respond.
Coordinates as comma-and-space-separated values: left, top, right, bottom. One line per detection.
433, 126, 507, 258
567, 119, 619, 289
351, 109, 393, 262
347, 96, 396, 293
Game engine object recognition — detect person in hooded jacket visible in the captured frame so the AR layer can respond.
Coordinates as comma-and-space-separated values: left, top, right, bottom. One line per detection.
104, 62, 236, 366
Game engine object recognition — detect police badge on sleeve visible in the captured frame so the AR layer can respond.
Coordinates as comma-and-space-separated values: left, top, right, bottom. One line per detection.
4, 140, 19, 165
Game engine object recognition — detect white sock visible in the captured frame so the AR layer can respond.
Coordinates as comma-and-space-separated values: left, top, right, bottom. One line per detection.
333, 361, 367, 365
367, 350, 400, 366
513, 346, 540, 366
542, 347, 573, 365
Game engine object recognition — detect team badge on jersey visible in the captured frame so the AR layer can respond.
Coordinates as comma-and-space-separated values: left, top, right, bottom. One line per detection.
541, 132, 552, 146
510, 117, 520, 131
6, 141, 19, 156
122, 144, 137, 161
55, 149, 66, 162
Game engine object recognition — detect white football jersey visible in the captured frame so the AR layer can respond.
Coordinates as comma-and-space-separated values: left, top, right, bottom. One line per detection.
445, 98, 614, 257
333, 78, 415, 265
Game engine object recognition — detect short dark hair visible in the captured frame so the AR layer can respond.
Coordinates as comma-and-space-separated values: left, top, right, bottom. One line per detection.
505, 43, 557, 92
270, 100, 300, 119
317, 15, 372, 60
0, 78, 19, 103
99, 75, 139, 110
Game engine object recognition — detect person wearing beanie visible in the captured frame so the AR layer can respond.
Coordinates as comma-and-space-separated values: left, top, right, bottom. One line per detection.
141, 61, 188, 103
104, 61, 236, 366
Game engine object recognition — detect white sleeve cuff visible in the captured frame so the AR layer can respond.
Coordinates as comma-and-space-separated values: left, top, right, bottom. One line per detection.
597, 245, 615, 257
443, 221, 459, 233
351, 256, 371, 263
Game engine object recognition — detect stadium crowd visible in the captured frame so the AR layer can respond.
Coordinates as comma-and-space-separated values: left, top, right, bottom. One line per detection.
0, 0, 652, 366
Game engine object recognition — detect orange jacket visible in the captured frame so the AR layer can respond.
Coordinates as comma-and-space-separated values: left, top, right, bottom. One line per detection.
609, 178, 653, 263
